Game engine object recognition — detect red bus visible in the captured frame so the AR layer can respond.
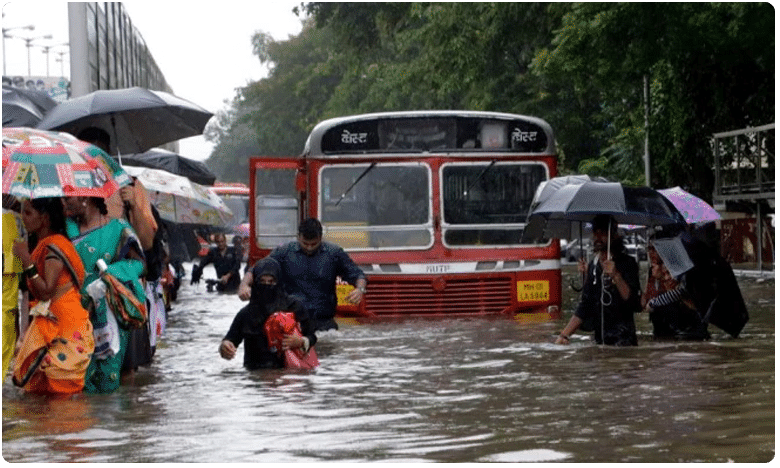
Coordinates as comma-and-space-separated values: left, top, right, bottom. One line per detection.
212, 182, 250, 225
248, 111, 561, 320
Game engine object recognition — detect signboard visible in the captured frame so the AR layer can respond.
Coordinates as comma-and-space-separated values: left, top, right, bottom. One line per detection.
2, 76, 70, 103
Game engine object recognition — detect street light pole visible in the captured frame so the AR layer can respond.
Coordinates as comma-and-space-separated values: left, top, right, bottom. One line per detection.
55, 50, 69, 78
2, 24, 35, 75
40, 42, 69, 77
23, 34, 52, 76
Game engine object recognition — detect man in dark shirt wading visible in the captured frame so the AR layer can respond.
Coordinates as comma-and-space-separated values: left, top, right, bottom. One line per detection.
555, 214, 641, 346
192, 233, 241, 292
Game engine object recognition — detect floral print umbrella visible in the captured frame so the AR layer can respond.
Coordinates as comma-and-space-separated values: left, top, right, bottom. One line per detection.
122, 165, 233, 226
658, 186, 721, 224
233, 222, 250, 237
2, 127, 131, 199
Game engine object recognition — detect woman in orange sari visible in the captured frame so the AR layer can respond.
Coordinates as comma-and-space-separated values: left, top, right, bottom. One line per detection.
12, 197, 95, 394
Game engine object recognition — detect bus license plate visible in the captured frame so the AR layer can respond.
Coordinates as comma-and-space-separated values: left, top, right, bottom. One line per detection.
336, 283, 355, 305
516, 280, 549, 303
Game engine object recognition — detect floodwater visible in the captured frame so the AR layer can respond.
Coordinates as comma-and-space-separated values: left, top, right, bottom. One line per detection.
2, 263, 774, 462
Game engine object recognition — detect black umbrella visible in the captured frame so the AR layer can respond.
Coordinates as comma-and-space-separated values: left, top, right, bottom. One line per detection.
524, 180, 686, 292
530, 174, 609, 210
652, 233, 749, 337
122, 148, 216, 186
523, 181, 686, 242
524, 175, 609, 242
36, 87, 213, 155
2, 85, 57, 127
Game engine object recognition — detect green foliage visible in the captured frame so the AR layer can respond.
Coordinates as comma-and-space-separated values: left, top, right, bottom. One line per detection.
206, 2, 774, 200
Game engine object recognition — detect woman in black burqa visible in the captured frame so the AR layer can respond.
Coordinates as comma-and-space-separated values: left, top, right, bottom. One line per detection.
218, 257, 317, 369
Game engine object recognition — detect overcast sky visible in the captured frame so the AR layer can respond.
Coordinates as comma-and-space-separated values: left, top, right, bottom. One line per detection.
2, 0, 305, 160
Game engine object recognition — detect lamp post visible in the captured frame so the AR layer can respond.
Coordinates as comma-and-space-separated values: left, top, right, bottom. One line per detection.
2, 24, 35, 75
39, 42, 69, 77
21, 34, 53, 76
54, 50, 69, 78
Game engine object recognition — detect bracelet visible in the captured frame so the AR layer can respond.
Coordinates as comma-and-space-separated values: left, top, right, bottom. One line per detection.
24, 264, 38, 278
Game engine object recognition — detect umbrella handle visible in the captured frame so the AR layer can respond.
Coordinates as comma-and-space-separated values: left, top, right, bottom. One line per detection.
569, 221, 586, 292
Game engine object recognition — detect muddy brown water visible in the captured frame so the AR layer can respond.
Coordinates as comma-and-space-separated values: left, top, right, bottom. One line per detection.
2, 263, 774, 462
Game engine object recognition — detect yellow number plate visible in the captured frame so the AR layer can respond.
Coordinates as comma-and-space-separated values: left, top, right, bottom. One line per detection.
516, 280, 550, 303
336, 283, 355, 305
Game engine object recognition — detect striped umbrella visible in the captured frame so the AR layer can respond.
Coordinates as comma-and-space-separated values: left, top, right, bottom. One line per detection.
2, 127, 131, 199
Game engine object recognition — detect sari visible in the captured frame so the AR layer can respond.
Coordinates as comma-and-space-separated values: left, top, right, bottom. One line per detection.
12, 234, 95, 394
67, 218, 146, 394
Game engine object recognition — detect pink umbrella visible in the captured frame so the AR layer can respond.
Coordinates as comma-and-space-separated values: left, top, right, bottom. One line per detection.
658, 187, 720, 224
233, 223, 249, 237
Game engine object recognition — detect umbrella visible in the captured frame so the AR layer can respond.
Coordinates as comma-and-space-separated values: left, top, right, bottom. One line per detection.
523, 180, 686, 293
233, 222, 250, 237
122, 148, 216, 185
652, 236, 695, 279
525, 175, 608, 242
122, 165, 233, 226
651, 233, 748, 337
530, 174, 609, 210
3, 85, 57, 127
658, 186, 721, 224
2, 127, 131, 199
524, 181, 686, 242
36, 87, 213, 156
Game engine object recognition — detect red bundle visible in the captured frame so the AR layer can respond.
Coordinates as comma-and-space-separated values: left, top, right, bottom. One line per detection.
264, 312, 319, 369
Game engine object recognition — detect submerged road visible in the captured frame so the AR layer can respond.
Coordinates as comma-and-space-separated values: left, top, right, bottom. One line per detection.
2, 263, 774, 462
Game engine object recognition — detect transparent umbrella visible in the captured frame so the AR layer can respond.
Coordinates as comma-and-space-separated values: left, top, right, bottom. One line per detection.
122, 166, 232, 227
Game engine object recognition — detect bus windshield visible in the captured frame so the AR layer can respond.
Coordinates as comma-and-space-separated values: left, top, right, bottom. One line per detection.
442, 161, 547, 246
320, 163, 432, 249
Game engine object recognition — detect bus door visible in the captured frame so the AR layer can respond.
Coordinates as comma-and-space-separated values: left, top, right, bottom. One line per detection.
249, 157, 304, 263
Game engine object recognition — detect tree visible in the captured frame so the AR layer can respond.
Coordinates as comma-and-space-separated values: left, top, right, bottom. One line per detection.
209, 2, 773, 200
533, 3, 774, 198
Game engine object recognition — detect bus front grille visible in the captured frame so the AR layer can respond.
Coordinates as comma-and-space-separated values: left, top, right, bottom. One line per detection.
365, 276, 514, 316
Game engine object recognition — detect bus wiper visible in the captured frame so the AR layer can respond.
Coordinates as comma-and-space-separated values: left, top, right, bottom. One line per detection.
335, 162, 377, 206
464, 160, 496, 195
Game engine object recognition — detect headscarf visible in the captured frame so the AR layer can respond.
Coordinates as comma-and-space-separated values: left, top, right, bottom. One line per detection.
246, 257, 294, 331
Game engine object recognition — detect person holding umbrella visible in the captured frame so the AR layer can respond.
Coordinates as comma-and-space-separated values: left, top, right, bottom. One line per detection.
11, 197, 95, 394
76, 127, 158, 251
642, 233, 748, 340
555, 214, 642, 346
642, 241, 710, 341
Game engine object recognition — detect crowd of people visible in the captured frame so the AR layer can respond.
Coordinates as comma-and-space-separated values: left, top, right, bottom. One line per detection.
3, 160, 747, 395
2, 187, 368, 395
555, 214, 748, 346
3, 127, 172, 395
